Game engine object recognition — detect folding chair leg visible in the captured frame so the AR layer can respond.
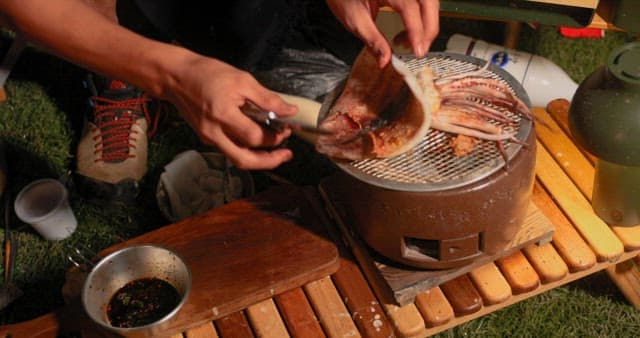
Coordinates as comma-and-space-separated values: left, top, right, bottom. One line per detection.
606, 255, 640, 308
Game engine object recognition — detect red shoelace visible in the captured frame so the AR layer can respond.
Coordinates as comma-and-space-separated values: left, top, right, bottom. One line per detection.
90, 95, 160, 163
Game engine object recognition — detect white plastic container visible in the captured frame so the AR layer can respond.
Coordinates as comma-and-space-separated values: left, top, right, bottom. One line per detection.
446, 34, 578, 108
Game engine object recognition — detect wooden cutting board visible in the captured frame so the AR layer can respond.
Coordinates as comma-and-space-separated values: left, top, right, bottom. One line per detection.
0, 185, 340, 337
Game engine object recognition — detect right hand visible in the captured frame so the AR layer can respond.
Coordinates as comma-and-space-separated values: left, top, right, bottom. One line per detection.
165, 55, 299, 170
326, 0, 440, 68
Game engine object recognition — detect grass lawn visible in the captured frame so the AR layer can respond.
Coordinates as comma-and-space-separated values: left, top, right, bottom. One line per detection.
1, 17, 639, 336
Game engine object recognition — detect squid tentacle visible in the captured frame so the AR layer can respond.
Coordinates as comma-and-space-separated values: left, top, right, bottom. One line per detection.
430, 119, 516, 141
439, 99, 515, 124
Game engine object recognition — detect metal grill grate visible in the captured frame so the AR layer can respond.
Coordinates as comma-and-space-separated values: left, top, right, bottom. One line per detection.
322, 52, 532, 192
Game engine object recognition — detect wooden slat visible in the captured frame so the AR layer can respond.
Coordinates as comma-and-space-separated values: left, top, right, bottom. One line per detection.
304, 276, 360, 338
531, 182, 597, 272
544, 99, 595, 165
185, 322, 219, 338
535, 141, 624, 262
468, 262, 512, 305
214, 312, 254, 338
522, 242, 569, 283
274, 288, 325, 338
245, 299, 290, 338
383, 303, 427, 338
534, 107, 595, 198
439, 275, 483, 316
331, 257, 395, 337
496, 251, 540, 294
611, 226, 640, 251
414, 287, 454, 328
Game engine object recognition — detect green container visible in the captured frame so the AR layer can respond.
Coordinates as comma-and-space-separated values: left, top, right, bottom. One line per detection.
592, 159, 640, 226
569, 42, 640, 226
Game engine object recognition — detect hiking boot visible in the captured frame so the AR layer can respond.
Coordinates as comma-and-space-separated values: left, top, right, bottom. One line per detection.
75, 74, 159, 203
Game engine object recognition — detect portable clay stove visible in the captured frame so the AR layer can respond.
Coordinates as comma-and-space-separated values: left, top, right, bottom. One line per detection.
319, 53, 537, 270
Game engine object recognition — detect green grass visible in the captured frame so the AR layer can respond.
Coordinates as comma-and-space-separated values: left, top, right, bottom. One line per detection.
0, 19, 639, 336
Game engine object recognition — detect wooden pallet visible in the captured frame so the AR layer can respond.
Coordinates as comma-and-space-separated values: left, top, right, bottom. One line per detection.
162, 106, 640, 338
5, 106, 640, 337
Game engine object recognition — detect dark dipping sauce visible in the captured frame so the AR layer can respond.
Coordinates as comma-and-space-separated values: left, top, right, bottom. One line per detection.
107, 277, 181, 328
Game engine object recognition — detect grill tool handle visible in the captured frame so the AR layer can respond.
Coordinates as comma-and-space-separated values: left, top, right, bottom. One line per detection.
242, 95, 330, 143
275, 93, 324, 143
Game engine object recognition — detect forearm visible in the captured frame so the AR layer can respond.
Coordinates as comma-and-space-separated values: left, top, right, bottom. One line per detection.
0, 0, 194, 99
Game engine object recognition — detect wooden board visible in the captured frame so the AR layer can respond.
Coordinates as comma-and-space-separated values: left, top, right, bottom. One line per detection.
0, 186, 340, 337
319, 174, 555, 306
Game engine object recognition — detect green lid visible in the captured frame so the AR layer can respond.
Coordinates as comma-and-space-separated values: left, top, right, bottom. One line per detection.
608, 41, 640, 85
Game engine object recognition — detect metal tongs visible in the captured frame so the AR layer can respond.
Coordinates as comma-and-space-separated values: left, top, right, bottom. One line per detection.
242, 103, 334, 136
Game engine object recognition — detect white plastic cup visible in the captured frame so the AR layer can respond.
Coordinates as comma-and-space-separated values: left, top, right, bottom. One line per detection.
14, 178, 77, 240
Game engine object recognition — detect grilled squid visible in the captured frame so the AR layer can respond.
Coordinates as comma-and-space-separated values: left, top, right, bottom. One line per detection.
316, 48, 531, 160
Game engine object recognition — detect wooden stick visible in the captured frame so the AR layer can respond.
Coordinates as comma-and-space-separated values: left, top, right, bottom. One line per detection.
274, 288, 325, 338
331, 256, 395, 337
439, 275, 483, 316
468, 263, 512, 305
414, 287, 454, 328
533, 107, 594, 197
522, 242, 569, 283
214, 311, 253, 338
496, 251, 540, 294
383, 302, 427, 338
245, 298, 290, 338
303, 276, 360, 338
184, 322, 219, 338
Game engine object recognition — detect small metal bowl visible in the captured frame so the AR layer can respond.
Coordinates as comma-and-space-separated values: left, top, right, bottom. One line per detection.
81, 244, 191, 337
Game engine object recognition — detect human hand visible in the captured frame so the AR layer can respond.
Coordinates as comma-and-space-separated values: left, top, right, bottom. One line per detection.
326, 0, 439, 67
166, 56, 298, 170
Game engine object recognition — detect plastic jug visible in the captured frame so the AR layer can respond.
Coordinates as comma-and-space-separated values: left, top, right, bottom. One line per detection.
446, 34, 578, 108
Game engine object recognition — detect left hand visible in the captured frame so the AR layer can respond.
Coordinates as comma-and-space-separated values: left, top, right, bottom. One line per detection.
326, 0, 440, 68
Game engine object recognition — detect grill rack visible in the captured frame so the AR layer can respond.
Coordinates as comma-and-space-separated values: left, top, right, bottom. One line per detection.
319, 52, 533, 192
